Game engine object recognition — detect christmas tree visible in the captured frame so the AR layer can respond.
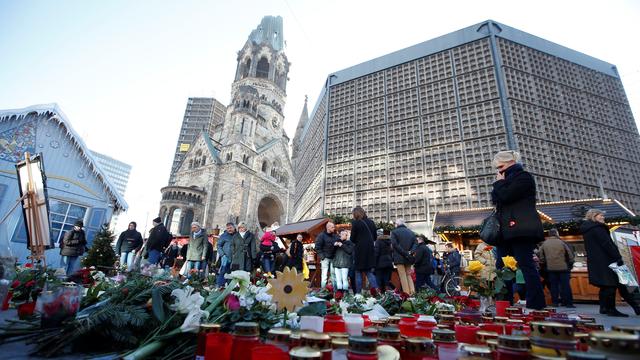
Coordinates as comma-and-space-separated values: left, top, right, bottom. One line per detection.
82, 224, 117, 269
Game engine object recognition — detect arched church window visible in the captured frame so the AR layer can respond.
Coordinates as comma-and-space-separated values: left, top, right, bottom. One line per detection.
262, 161, 268, 172
189, 159, 194, 169
226, 152, 232, 161
256, 57, 269, 79
220, 194, 224, 202
202, 156, 206, 166
242, 58, 251, 78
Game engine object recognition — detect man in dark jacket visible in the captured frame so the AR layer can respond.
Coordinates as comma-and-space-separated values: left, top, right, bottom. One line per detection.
315, 222, 337, 289
390, 218, 416, 295
146, 217, 172, 265
115, 221, 143, 270
414, 235, 436, 291
374, 229, 394, 292
216, 222, 237, 287
60, 220, 87, 276
581, 209, 640, 317
492, 150, 545, 310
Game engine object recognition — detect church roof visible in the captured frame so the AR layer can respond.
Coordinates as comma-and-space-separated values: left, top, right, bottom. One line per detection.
201, 132, 222, 164
0, 103, 128, 211
248, 16, 284, 52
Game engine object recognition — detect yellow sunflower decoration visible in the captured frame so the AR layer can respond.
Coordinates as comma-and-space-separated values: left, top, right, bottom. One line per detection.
267, 266, 308, 311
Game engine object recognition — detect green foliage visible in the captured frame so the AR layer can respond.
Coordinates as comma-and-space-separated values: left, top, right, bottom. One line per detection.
82, 224, 117, 269
323, 212, 350, 225
376, 221, 395, 233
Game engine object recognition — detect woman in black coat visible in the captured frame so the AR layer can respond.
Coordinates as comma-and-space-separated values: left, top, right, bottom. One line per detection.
374, 231, 394, 292
350, 206, 379, 295
491, 150, 545, 310
581, 209, 640, 317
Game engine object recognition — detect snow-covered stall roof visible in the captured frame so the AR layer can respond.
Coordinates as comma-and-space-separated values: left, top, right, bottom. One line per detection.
0, 103, 128, 211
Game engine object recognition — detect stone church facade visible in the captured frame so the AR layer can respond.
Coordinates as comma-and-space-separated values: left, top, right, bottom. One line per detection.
159, 16, 294, 236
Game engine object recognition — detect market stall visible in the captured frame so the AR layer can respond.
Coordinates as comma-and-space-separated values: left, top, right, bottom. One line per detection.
434, 198, 638, 302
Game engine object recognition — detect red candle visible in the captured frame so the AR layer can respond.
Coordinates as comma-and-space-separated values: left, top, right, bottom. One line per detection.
495, 301, 510, 317
480, 323, 505, 335
455, 324, 480, 344
205, 333, 233, 360
251, 344, 288, 360
324, 314, 347, 333
398, 317, 419, 337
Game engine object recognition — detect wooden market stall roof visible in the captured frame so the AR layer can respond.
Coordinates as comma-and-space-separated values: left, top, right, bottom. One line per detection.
274, 218, 330, 236
434, 198, 635, 231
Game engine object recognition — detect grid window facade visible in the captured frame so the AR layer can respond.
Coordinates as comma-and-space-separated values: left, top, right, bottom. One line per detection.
293, 26, 640, 224
388, 118, 422, 153
355, 189, 388, 221
388, 150, 424, 187
354, 155, 387, 191
388, 185, 427, 221
325, 161, 354, 194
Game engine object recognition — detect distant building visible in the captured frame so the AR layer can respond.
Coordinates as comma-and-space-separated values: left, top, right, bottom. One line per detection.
90, 150, 131, 198
0, 104, 127, 264
169, 97, 226, 185
159, 16, 293, 235
90, 150, 132, 230
292, 20, 640, 233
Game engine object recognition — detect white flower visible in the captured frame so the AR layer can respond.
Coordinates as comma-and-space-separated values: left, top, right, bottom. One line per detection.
338, 300, 350, 315
180, 308, 210, 333
354, 294, 364, 302
256, 290, 273, 303
224, 270, 251, 295
171, 286, 205, 314
91, 271, 106, 282
365, 297, 377, 309
276, 312, 300, 328
239, 294, 255, 308
435, 302, 455, 311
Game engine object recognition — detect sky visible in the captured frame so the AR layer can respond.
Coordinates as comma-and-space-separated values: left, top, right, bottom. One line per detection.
1, 0, 639, 235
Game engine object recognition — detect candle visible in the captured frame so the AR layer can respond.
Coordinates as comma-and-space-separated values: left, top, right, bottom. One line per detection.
344, 314, 364, 336
455, 324, 480, 344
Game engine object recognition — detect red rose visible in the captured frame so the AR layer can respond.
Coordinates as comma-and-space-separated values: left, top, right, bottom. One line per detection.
24, 263, 33, 268
121, 288, 129, 296
25, 280, 36, 288
11, 280, 20, 288
224, 294, 240, 311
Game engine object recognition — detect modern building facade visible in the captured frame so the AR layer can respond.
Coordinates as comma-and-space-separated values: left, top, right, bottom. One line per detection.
292, 20, 640, 233
169, 97, 226, 185
90, 150, 132, 231
159, 16, 293, 235
0, 104, 127, 264
90, 150, 131, 198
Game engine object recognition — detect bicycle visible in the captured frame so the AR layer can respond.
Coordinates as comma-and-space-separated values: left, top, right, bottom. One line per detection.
441, 270, 469, 297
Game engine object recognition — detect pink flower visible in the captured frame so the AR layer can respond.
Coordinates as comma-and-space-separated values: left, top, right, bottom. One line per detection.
224, 294, 240, 311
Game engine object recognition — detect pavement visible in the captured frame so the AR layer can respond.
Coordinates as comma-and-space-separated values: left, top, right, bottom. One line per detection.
1, 303, 639, 359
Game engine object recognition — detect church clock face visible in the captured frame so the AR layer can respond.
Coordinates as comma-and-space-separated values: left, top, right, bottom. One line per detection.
271, 117, 279, 128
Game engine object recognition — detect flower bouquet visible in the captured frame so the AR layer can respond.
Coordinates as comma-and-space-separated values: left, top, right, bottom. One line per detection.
37, 283, 83, 328
494, 256, 518, 297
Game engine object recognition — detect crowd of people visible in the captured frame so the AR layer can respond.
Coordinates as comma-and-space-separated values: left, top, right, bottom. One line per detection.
56, 149, 640, 316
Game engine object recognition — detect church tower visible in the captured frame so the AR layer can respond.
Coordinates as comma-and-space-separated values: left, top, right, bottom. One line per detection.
210, 16, 293, 230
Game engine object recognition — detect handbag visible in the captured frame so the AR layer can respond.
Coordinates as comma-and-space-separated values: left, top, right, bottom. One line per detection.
609, 263, 639, 287
480, 210, 501, 246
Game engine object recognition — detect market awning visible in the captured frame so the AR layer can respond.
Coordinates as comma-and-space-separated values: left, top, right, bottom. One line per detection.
274, 218, 329, 236
433, 198, 635, 231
